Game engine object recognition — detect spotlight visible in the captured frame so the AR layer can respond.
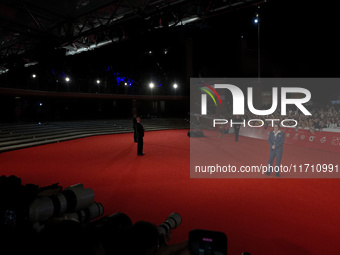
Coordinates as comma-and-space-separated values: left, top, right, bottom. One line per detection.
96, 80, 101, 84
254, 13, 259, 24
65, 77, 70, 82
32, 74, 36, 78
149, 82, 154, 88
173, 83, 178, 89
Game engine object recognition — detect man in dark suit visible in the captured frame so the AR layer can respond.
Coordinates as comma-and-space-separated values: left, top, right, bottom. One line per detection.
233, 115, 242, 141
136, 117, 145, 156
133, 113, 137, 142
267, 124, 285, 177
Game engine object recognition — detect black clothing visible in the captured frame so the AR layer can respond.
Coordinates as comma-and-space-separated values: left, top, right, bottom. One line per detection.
133, 117, 137, 142
136, 121, 144, 155
233, 116, 242, 141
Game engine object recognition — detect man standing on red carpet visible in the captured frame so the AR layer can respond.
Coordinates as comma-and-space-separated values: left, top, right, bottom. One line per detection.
232, 115, 242, 141
133, 113, 138, 143
266, 124, 285, 177
136, 117, 145, 156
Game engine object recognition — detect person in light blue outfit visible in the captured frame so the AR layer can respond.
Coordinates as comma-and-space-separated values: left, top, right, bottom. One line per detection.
267, 124, 285, 177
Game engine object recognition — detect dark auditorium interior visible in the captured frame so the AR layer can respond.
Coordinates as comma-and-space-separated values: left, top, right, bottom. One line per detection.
1, 1, 340, 255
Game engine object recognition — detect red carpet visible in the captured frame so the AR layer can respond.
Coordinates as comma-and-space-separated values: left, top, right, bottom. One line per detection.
0, 129, 339, 255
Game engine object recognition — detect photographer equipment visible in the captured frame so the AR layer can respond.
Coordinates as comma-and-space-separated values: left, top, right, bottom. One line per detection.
126, 212, 182, 255
62, 184, 94, 212
1, 175, 40, 228
28, 192, 67, 223
28, 183, 103, 224
64, 202, 104, 224
157, 212, 182, 246
189, 229, 228, 255
157, 212, 182, 237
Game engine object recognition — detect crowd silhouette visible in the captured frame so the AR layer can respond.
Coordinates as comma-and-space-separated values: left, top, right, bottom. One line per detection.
0, 175, 191, 255
213, 104, 340, 131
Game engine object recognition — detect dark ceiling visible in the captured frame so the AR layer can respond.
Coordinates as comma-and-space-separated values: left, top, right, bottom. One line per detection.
0, 0, 264, 74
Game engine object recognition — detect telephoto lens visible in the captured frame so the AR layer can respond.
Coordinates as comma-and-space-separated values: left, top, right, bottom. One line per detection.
62, 183, 95, 212
28, 183, 95, 223
28, 192, 67, 223
157, 212, 182, 246
63, 202, 104, 224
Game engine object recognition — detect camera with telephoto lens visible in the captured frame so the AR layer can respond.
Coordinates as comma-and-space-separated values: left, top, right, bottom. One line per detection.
126, 212, 183, 255
28, 183, 104, 225
0, 176, 104, 230
157, 212, 182, 246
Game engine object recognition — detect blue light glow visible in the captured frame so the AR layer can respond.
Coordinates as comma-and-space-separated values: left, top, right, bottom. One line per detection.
113, 72, 133, 86
105, 66, 134, 86
59, 72, 66, 78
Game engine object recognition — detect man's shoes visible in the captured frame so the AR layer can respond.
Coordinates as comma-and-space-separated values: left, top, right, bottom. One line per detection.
266, 171, 271, 175
138, 153, 145, 156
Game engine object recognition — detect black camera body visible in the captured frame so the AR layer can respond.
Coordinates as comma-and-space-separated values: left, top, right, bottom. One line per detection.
189, 229, 228, 255
1, 176, 104, 230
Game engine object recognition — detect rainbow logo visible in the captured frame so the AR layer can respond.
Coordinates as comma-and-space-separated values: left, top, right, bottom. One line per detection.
199, 84, 222, 107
